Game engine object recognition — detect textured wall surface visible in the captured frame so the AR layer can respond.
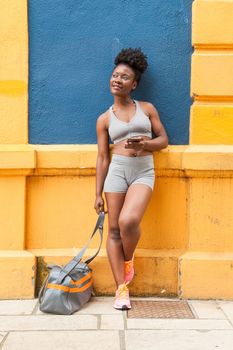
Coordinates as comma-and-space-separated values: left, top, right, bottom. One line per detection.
0, 0, 28, 143
28, 0, 192, 144
190, 0, 233, 145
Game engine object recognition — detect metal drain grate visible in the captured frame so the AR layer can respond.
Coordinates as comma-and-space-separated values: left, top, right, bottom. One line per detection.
127, 300, 195, 319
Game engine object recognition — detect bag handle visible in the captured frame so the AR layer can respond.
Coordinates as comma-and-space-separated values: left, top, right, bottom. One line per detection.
56, 212, 105, 284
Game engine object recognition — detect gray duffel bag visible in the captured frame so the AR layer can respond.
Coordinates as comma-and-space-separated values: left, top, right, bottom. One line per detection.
38, 212, 105, 315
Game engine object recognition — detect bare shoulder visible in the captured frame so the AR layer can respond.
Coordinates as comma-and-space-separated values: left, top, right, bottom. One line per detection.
97, 110, 108, 123
137, 100, 159, 119
96, 110, 110, 129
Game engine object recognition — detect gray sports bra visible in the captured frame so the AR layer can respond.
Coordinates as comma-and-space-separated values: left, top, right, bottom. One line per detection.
108, 100, 152, 144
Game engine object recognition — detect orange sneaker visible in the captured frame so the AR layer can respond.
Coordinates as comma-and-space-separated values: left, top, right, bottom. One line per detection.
114, 283, 131, 310
124, 258, 134, 284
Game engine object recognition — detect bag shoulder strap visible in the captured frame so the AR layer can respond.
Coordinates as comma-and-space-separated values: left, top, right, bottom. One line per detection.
56, 212, 105, 284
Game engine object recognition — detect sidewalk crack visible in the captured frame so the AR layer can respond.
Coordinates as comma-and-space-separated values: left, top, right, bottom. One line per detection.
119, 330, 126, 350
0, 332, 9, 350
31, 299, 39, 314
217, 303, 233, 328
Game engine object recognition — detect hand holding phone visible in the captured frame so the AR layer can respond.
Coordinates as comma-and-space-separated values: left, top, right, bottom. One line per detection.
125, 136, 144, 150
127, 136, 143, 143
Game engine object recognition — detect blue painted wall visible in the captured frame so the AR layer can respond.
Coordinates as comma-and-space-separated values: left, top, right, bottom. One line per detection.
29, 0, 192, 144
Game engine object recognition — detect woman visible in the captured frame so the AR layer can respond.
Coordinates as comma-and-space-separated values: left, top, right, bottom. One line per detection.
94, 48, 168, 310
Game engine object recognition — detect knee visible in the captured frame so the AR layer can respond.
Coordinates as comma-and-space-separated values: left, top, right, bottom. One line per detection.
108, 226, 120, 240
119, 215, 139, 233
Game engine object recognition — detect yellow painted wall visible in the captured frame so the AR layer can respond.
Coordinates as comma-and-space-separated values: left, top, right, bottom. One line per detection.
190, 104, 233, 144
188, 177, 233, 251
0, 177, 26, 249
190, 0, 233, 144
0, 1, 32, 298
0, 0, 28, 143
0, 144, 232, 299
180, 0, 233, 299
26, 153, 189, 251
192, 0, 233, 47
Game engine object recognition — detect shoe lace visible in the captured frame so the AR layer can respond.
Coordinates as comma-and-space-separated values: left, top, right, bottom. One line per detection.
117, 284, 129, 299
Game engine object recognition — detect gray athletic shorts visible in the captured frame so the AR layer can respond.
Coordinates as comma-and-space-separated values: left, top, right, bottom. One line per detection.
103, 154, 155, 193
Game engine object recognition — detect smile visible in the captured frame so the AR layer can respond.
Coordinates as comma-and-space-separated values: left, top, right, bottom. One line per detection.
112, 84, 122, 90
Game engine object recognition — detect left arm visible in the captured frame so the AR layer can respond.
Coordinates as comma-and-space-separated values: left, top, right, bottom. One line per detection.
142, 102, 168, 151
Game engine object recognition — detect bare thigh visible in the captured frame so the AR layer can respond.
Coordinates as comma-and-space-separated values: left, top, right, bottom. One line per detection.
105, 192, 126, 231
119, 184, 153, 226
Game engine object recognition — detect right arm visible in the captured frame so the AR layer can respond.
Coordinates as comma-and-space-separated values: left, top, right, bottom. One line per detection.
94, 113, 110, 214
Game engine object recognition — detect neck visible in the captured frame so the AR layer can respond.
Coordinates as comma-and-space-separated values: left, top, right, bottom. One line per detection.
113, 95, 134, 108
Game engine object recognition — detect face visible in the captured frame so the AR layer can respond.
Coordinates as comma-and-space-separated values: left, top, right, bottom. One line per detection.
110, 64, 137, 96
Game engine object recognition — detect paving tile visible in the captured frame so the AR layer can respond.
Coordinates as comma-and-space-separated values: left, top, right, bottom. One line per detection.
101, 314, 124, 330
0, 315, 97, 331
127, 318, 232, 330
36, 297, 119, 315
125, 330, 233, 350
0, 299, 37, 315
217, 301, 233, 324
76, 298, 120, 315
188, 300, 226, 319
1, 331, 120, 350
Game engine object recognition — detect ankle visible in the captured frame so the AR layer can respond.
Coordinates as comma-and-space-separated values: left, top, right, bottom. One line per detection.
124, 254, 134, 263
118, 282, 127, 287
124, 259, 132, 264
117, 282, 129, 290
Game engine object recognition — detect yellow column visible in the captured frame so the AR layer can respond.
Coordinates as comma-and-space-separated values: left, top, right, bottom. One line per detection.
0, 0, 28, 143
0, 1, 35, 299
190, 0, 233, 144
179, 0, 233, 299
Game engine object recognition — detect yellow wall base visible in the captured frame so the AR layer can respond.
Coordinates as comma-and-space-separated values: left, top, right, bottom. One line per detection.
179, 252, 233, 300
0, 251, 36, 299
0, 145, 233, 299
28, 248, 182, 297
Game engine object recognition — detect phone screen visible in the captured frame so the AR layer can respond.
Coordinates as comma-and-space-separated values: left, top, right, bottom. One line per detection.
128, 137, 141, 142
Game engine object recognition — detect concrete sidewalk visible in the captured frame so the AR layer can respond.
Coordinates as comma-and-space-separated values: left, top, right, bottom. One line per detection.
0, 297, 232, 349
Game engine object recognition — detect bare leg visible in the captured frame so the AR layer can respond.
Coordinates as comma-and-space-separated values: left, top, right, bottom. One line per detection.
105, 192, 126, 287
119, 184, 152, 261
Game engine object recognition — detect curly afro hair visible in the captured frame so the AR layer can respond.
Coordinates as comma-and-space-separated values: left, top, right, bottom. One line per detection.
114, 47, 148, 84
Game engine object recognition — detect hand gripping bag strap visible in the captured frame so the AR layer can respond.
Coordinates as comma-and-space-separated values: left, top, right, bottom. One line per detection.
56, 212, 104, 283
82, 209, 105, 264
56, 212, 105, 284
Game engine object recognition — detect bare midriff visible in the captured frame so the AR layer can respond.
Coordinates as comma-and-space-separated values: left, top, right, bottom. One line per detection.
112, 136, 152, 157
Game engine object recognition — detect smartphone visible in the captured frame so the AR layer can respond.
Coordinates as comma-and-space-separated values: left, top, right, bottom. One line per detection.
127, 136, 142, 143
